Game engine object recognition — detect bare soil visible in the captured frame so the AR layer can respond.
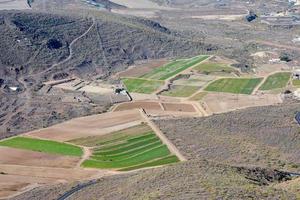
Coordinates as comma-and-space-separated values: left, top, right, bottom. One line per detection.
202, 92, 282, 114
0, 146, 79, 168
162, 102, 196, 112
26, 110, 143, 142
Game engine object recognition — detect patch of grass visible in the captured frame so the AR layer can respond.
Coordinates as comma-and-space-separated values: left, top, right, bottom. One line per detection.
95, 133, 156, 151
0, 137, 82, 156
193, 62, 236, 75
189, 92, 208, 101
78, 124, 179, 170
119, 155, 179, 171
160, 85, 199, 97
122, 78, 164, 94
141, 55, 210, 80
204, 78, 262, 94
91, 141, 162, 161
292, 79, 300, 87
259, 72, 291, 90
94, 137, 160, 156
81, 145, 171, 169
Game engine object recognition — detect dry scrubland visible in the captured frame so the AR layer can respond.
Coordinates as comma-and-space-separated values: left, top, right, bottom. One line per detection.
12, 159, 299, 200
155, 103, 300, 172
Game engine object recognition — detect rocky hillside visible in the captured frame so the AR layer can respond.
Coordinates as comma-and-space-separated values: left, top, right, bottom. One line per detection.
0, 10, 213, 138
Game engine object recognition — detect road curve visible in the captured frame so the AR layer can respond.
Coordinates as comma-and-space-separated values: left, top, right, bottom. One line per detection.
57, 180, 98, 200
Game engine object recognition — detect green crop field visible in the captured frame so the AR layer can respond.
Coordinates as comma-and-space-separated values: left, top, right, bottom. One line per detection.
0, 137, 83, 156
189, 92, 208, 101
259, 72, 291, 90
193, 62, 236, 75
79, 125, 178, 170
140, 55, 209, 80
122, 78, 164, 94
292, 79, 300, 87
204, 78, 263, 94
160, 85, 199, 97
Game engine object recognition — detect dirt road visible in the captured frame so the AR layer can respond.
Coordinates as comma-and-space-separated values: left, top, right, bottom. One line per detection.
139, 109, 187, 161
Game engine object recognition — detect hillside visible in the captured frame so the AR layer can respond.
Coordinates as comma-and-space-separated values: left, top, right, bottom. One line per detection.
10, 103, 300, 200
0, 10, 213, 138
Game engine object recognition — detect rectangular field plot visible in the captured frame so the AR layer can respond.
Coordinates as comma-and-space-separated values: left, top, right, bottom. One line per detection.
76, 124, 178, 170
204, 78, 262, 94
140, 55, 209, 80
292, 79, 300, 87
259, 72, 291, 91
193, 62, 238, 76
160, 85, 199, 97
0, 137, 83, 157
122, 78, 164, 94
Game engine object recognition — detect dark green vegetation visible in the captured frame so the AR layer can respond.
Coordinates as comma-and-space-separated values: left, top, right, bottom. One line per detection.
122, 78, 164, 94
259, 72, 291, 90
141, 55, 209, 80
0, 137, 83, 156
76, 124, 178, 170
205, 78, 262, 94
160, 85, 199, 97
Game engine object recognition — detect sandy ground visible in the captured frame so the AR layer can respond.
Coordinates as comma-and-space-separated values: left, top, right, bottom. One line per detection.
109, 0, 166, 9
188, 14, 244, 21
0, 0, 29, 10
26, 110, 143, 142
202, 92, 282, 114
0, 146, 80, 168
255, 63, 291, 76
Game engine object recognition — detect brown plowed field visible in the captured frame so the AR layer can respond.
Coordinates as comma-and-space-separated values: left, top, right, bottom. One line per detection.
114, 101, 163, 111
162, 103, 196, 112
117, 59, 168, 78
202, 93, 282, 114
0, 147, 79, 168
26, 110, 143, 142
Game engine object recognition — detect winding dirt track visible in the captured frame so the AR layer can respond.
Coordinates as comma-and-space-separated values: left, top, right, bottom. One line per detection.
2, 18, 96, 128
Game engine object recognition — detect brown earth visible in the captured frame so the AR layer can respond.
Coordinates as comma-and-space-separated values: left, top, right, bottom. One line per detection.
162, 102, 196, 112
116, 59, 168, 78
0, 147, 79, 168
202, 92, 282, 114
113, 101, 163, 111
26, 110, 143, 142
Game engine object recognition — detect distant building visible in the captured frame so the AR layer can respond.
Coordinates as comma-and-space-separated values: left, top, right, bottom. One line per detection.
293, 70, 300, 79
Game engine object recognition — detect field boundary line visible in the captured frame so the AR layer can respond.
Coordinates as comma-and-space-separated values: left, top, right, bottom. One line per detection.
139, 109, 187, 161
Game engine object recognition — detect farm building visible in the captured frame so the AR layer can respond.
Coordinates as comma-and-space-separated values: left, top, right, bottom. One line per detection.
293, 69, 300, 80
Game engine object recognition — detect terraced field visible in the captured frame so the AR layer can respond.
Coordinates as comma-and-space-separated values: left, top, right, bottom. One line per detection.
259, 72, 291, 90
0, 137, 83, 157
73, 124, 179, 171
122, 78, 164, 94
204, 78, 263, 94
140, 55, 209, 80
